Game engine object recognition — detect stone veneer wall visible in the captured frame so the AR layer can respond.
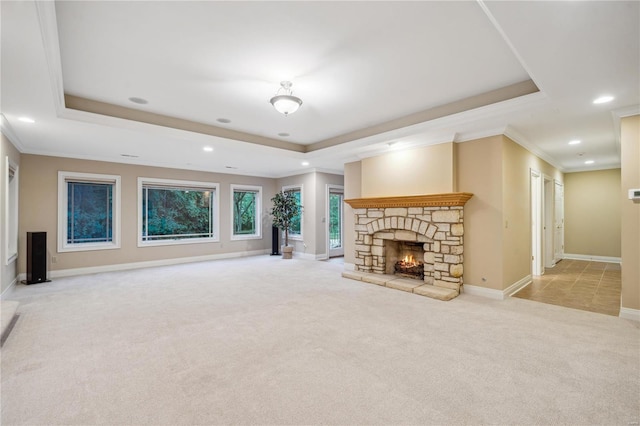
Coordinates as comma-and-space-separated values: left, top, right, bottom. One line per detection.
353, 206, 464, 290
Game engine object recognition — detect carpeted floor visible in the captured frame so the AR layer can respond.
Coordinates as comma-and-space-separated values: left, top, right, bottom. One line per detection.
1, 255, 639, 425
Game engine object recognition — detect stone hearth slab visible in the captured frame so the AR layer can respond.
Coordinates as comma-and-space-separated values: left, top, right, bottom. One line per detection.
361, 274, 396, 286
386, 278, 424, 292
341, 271, 367, 281
413, 284, 458, 301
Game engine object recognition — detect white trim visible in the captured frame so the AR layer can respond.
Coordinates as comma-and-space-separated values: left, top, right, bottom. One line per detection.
326, 184, 345, 258
619, 308, 640, 322
562, 253, 622, 264
505, 275, 532, 297
230, 184, 262, 241
0, 114, 26, 152
344, 262, 356, 272
57, 171, 122, 253
18, 249, 270, 281
462, 284, 505, 300
5, 157, 19, 265
137, 177, 220, 247
314, 253, 328, 260
0, 277, 18, 300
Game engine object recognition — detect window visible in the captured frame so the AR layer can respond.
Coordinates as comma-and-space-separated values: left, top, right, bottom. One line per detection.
58, 171, 121, 252
231, 184, 262, 240
138, 177, 219, 246
282, 184, 302, 239
5, 157, 18, 264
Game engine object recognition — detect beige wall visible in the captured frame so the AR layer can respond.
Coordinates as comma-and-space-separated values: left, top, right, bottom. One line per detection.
457, 136, 504, 289
1, 133, 21, 295
564, 169, 621, 258
361, 143, 455, 197
343, 161, 361, 267
620, 115, 640, 311
19, 155, 277, 274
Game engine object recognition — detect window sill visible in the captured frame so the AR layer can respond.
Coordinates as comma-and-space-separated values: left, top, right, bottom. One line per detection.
138, 237, 219, 248
230, 235, 262, 241
57, 243, 120, 253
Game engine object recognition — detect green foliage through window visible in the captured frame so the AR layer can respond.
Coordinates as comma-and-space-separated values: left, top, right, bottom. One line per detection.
67, 181, 113, 244
142, 185, 214, 241
233, 190, 257, 235
285, 188, 302, 236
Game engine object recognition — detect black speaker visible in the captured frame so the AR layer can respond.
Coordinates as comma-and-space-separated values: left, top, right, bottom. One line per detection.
26, 232, 48, 284
270, 226, 280, 256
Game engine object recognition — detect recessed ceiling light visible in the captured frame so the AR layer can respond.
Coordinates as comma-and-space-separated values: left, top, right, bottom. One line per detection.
278, 132, 290, 137
585, 160, 595, 164
216, 118, 231, 124
593, 95, 614, 104
128, 97, 148, 105
18, 117, 35, 123
225, 166, 238, 169
569, 140, 581, 145
301, 161, 310, 166
203, 146, 213, 152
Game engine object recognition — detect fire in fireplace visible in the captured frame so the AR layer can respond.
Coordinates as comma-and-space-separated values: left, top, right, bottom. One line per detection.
395, 254, 424, 280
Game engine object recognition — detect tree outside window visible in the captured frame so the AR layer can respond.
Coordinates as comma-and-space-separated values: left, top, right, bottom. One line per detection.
231, 185, 262, 240
57, 171, 121, 252
283, 185, 302, 238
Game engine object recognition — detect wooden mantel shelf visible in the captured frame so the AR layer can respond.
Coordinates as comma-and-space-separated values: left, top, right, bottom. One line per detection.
344, 193, 473, 208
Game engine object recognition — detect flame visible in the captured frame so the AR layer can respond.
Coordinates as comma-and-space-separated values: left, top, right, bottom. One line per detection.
403, 255, 415, 266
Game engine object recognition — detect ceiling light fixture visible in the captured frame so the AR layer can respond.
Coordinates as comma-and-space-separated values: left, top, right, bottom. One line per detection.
593, 95, 614, 104
203, 146, 213, 152
585, 160, 595, 164
270, 81, 302, 115
301, 161, 310, 166
18, 116, 35, 123
569, 140, 581, 145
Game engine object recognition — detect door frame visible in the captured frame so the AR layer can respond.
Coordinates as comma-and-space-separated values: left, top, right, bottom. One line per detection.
326, 184, 344, 258
531, 169, 543, 276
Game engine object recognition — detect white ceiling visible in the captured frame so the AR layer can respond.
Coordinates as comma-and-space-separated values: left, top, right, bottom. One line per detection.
1, 1, 639, 178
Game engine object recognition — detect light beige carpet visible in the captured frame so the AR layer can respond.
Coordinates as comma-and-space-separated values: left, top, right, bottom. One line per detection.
1, 256, 638, 425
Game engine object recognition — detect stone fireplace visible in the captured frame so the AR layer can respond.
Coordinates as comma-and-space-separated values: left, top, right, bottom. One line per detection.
343, 193, 473, 300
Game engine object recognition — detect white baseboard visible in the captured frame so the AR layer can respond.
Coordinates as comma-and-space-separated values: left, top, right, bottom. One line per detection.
18, 249, 271, 281
619, 307, 640, 322
504, 275, 532, 297
344, 263, 355, 272
315, 253, 328, 260
463, 284, 505, 300
563, 253, 622, 263
463, 275, 531, 300
0, 276, 18, 300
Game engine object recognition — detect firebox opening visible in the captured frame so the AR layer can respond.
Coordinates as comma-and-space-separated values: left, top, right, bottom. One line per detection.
384, 240, 424, 280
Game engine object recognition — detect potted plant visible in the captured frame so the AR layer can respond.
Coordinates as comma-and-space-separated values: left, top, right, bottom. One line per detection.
270, 191, 301, 259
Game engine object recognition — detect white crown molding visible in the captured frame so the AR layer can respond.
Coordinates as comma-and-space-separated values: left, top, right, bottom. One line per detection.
563, 165, 622, 174
503, 124, 564, 172
0, 114, 26, 152
611, 104, 640, 157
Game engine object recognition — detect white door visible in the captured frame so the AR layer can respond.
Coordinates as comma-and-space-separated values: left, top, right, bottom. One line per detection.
554, 181, 564, 263
328, 186, 344, 257
531, 170, 543, 276
544, 178, 555, 268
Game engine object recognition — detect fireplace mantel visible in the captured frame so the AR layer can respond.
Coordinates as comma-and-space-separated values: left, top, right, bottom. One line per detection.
344, 192, 473, 208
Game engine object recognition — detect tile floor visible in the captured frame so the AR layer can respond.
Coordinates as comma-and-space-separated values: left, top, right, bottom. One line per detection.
513, 259, 622, 316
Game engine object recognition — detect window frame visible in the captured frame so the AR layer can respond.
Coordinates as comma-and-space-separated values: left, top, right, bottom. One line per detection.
5, 157, 19, 264
137, 177, 220, 247
230, 184, 262, 241
282, 184, 303, 241
57, 171, 121, 253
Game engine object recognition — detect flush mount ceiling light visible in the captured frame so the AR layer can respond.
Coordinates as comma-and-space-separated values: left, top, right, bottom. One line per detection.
569, 140, 581, 145
18, 116, 35, 123
593, 95, 614, 104
270, 81, 302, 115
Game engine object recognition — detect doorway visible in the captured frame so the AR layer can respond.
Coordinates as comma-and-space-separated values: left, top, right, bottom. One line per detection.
531, 169, 543, 276
327, 185, 344, 258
